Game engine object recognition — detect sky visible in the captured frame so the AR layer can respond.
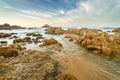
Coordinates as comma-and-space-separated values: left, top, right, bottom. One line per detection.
0, 0, 120, 28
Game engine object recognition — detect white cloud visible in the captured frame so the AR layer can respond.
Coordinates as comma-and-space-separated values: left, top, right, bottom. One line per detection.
20, 15, 40, 20
1, 0, 120, 27
54, 0, 120, 27
58, 10, 65, 14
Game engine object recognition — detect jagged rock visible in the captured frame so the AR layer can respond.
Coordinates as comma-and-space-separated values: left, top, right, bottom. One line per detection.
65, 28, 120, 61
0, 50, 62, 80
75, 29, 114, 58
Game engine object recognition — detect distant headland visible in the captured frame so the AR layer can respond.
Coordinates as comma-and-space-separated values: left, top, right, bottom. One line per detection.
0, 23, 25, 30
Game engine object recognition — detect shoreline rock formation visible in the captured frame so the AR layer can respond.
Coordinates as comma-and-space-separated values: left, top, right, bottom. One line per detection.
0, 45, 62, 80
39, 38, 63, 51
0, 23, 25, 30
65, 28, 120, 61
112, 28, 120, 33
43, 24, 65, 35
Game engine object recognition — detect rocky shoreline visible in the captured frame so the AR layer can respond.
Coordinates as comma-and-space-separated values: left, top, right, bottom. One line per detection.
0, 24, 120, 80
42, 25, 120, 61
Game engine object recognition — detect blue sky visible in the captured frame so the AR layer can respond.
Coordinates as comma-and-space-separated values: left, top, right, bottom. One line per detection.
0, 0, 120, 27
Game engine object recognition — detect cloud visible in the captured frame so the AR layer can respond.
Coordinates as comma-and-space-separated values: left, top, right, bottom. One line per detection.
20, 15, 40, 20
52, 0, 120, 27
1, 0, 120, 27
58, 9, 65, 14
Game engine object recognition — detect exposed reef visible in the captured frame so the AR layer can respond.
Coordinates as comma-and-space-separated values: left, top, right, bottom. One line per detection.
65, 28, 120, 61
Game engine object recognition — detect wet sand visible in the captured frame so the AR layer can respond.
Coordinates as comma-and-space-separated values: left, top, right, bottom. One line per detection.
56, 54, 118, 80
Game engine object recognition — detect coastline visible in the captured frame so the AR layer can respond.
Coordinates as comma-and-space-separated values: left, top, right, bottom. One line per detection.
0, 24, 120, 80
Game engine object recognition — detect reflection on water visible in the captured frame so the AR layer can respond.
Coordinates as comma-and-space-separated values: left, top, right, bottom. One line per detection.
0, 28, 120, 80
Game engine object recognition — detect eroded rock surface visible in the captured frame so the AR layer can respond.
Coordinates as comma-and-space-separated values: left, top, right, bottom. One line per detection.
45, 26, 65, 35
0, 45, 62, 80
40, 38, 63, 51
65, 28, 120, 61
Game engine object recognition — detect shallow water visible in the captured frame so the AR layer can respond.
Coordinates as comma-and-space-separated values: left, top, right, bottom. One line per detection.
0, 27, 120, 80
54, 37, 120, 80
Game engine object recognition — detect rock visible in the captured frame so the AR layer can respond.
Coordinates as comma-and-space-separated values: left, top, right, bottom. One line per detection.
2, 50, 62, 80
26, 33, 42, 37
112, 28, 120, 33
26, 33, 43, 43
39, 38, 63, 51
42, 24, 52, 28
40, 38, 59, 46
0, 33, 12, 38
58, 74, 77, 80
0, 23, 25, 30
76, 29, 114, 58
13, 37, 32, 44
0, 41, 7, 44
45, 26, 65, 35
65, 28, 120, 61
12, 36, 18, 39
32, 38, 39, 43
65, 29, 80, 35
0, 47, 18, 58
0, 41, 8, 46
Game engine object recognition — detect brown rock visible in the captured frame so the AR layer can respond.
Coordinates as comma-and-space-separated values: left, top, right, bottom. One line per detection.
39, 38, 63, 51
13, 37, 32, 44
0, 47, 18, 58
0, 33, 12, 38
45, 26, 65, 35
59, 74, 77, 80
112, 28, 120, 33
0, 23, 25, 30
